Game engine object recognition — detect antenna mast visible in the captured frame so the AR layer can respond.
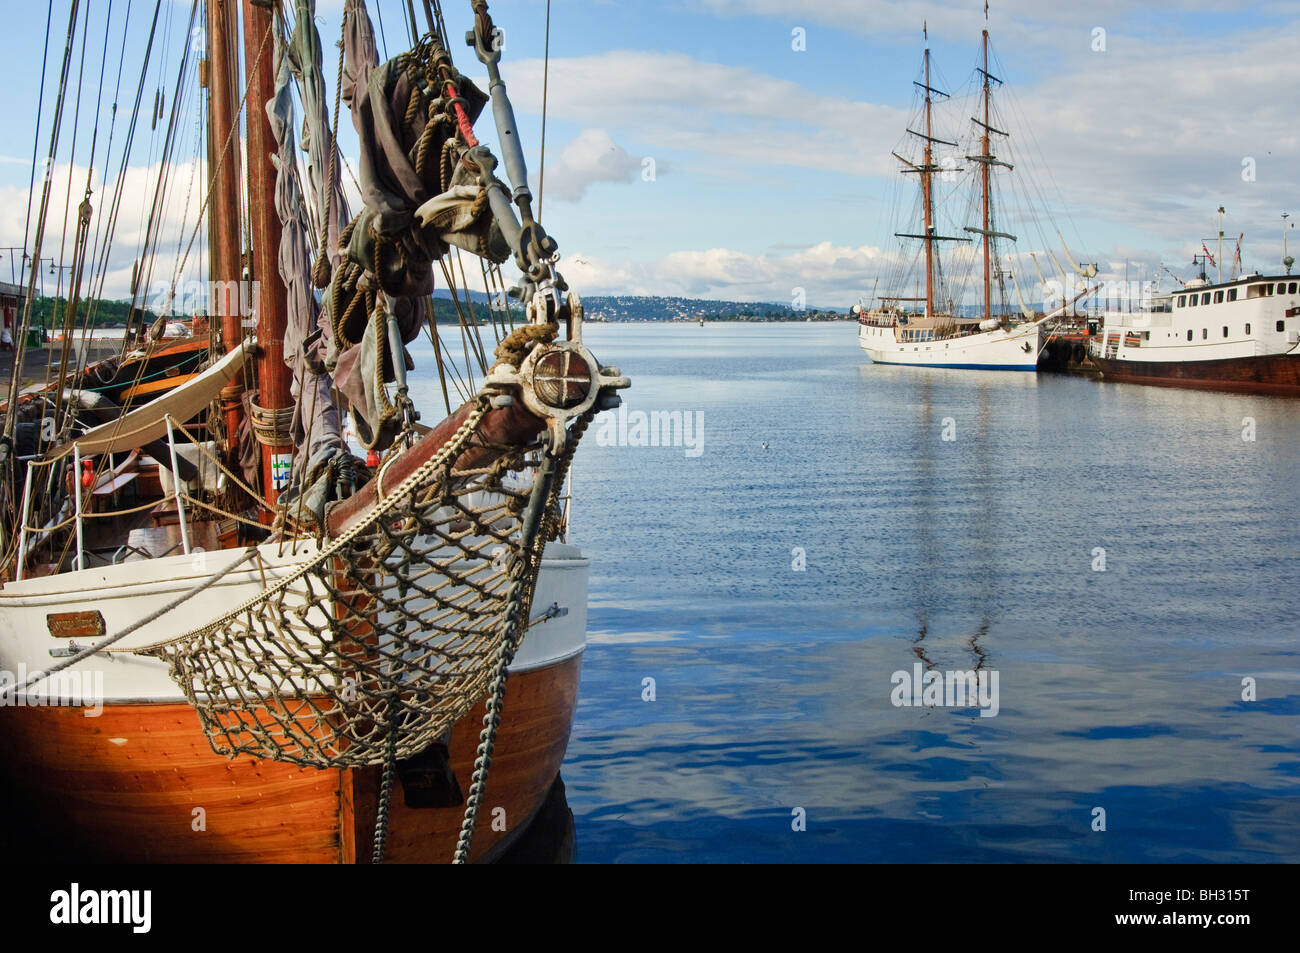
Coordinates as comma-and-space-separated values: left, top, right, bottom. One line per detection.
1216, 206, 1224, 284
1284, 212, 1294, 275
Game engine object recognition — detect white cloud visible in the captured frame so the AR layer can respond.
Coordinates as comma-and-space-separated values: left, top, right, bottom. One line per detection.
500, 51, 906, 179
501, 25, 1300, 267
535, 129, 645, 203
691, 0, 1282, 53
0, 157, 210, 302
563, 240, 893, 305
1004, 27, 1300, 240
557, 235, 1255, 312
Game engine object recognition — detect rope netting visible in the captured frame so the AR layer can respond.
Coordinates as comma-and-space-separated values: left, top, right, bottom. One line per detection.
137, 397, 556, 768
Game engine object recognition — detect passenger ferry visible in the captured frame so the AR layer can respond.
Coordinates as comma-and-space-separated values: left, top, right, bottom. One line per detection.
1090, 273, 1300, 395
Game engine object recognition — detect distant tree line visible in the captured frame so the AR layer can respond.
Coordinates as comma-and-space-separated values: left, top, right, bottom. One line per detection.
27, 296, 156, 330
22, 293, 847, 330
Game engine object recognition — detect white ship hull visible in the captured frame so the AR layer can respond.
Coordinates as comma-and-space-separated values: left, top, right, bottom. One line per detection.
858, 319, 1042, 370
0, 540, 588, 704
1091, 275, 1300, 365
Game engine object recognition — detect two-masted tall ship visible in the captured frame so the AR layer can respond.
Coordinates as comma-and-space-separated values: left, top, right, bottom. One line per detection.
0, 0, 626, 863
858, 27, 1091, 371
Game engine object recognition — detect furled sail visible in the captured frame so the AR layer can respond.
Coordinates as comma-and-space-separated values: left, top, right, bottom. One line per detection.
39, 343, 250, 460
288, 0, 351, 278
325, 32, 507, 451
270, 18, 344, 471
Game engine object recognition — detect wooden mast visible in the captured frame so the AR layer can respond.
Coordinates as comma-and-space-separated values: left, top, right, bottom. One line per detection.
895, 36, 965, 321
964, 26, 1013, 325
922, 47, 935, 319
242, 0, 292, 507
981, 29, 991, 323
207, 0, 245, 450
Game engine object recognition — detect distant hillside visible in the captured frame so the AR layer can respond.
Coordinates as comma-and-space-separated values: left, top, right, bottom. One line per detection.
22, 291, 847, 329
432, 289, 848, 322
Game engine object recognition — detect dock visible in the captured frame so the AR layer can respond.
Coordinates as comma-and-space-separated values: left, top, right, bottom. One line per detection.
1041, 328, 1101, 377
0, 336, 122, 390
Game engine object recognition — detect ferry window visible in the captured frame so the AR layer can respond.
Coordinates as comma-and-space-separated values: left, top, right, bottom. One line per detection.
1202, 328, 1208, 339
1265, 284, 1274, 295
1228, 288, 1237, 301
1245, 323, 1251, 334
1178, 295, 1187, 307
1214, 291, 1224, 303
1292, 283, 1298, 293
1202, 293, 1211, 305
1223, 326, 1229, 337
1278, 320, 1286, 332
1186, 330, 1193, 341
1188, 296, 1197, 307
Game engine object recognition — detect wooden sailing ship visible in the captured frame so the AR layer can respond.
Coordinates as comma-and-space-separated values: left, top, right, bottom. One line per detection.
0, 0, 626, 863
857, 25, 1094, 370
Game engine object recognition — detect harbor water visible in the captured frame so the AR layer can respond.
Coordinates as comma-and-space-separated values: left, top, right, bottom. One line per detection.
413, 321, 1300, 862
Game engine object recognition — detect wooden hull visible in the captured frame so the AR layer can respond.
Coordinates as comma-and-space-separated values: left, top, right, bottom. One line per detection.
1092, 351, 1300, 396
0, 654, 581, 864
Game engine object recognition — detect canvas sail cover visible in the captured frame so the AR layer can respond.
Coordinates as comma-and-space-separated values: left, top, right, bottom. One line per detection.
40, 343, 250, 460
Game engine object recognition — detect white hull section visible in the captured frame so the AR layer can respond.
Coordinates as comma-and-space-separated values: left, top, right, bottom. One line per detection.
0, 540, 588, 704
858, 320, 1042, 370
1091, 276, 1300, 365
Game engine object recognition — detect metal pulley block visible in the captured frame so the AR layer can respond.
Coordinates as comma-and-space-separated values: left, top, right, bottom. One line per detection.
484, 291, 629, 451
517, 340, 628, 453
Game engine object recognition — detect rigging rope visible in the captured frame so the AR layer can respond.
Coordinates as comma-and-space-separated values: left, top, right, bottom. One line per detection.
3, 0, 85, 442
0, 547, 258, 704
310, 13, 349, 290
537, 0, 550, 220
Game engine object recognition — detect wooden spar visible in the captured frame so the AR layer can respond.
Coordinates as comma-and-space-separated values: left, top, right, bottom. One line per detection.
897, 52, 968, 319
207, 0, 245, 450
324, 399, 548, 537
981, 30, 991, 323
242, 0, 293, 507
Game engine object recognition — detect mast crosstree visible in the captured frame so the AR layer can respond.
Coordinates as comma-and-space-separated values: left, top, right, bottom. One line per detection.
895, 45, 969, 318
962, 29, 1015, 323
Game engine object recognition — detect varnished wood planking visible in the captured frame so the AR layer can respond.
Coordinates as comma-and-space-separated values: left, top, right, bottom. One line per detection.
356, 653, 584, 864
0, 654, 582, 864
0, 704, 340, 862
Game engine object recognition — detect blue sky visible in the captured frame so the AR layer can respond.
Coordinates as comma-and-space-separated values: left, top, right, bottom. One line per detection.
3, 0, 1299, 307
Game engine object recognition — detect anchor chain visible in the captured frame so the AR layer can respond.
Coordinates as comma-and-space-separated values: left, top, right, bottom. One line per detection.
372, 692, 400, 864
450, 404, 594, 863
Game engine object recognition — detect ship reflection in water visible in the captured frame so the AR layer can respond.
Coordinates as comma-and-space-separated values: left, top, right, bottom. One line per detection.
496, 777, 576, 864
542, 323, 1300, 863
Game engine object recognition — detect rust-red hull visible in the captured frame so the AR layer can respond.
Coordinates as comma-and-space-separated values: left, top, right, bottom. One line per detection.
1093, 351, 1300, 396
0, 655, 581, 864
